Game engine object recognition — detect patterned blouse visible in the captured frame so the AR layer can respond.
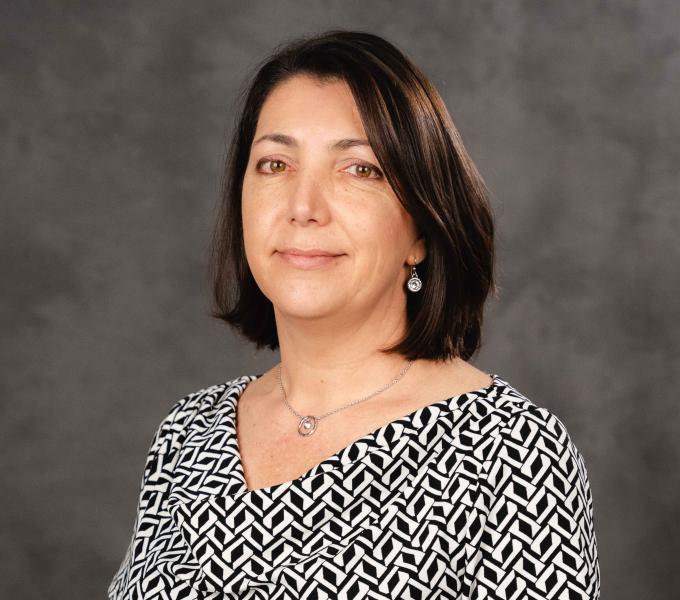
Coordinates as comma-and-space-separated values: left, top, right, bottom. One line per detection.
109, 373, 600, 599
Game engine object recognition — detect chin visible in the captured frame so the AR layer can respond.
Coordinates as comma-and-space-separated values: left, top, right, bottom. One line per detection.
273, 294, 344, 319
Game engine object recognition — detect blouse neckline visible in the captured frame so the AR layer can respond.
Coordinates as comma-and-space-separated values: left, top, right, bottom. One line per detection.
226, 371, 504, 497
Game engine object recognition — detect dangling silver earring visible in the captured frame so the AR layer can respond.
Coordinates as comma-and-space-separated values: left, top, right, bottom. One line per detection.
407, 262, 422, 293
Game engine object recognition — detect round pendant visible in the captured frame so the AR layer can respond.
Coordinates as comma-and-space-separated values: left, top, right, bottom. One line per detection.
298, 415, 318, 436
407, 276, 422, 292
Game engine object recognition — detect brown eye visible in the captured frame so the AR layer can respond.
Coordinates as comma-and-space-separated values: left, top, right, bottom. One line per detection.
256, 159, 287, 173
348, 162, 383, 179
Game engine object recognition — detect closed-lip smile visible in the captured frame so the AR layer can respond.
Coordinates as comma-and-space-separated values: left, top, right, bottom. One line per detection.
276, 247, 346, 270
277, 247, 343, 257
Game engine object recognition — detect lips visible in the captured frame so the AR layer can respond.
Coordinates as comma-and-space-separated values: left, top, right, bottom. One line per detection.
276, 249, 345, 269
277, 248, 343, 257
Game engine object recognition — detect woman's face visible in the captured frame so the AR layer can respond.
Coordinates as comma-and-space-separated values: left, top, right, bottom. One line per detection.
241, 74, 425, 322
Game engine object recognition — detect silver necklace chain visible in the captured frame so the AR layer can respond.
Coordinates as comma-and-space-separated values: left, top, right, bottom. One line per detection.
277, 360, 414, 437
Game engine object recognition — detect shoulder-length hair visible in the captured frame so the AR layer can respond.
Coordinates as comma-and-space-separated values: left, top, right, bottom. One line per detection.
207, 29, 498, 362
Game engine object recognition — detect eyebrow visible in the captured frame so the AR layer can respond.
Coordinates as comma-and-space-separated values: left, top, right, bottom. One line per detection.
252, 133, 371, 151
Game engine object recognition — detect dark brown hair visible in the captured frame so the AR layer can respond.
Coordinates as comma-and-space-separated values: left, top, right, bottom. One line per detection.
207, 28, 498, 362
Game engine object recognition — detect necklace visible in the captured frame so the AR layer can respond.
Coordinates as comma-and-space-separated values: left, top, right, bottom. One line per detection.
277, 360, 414, 436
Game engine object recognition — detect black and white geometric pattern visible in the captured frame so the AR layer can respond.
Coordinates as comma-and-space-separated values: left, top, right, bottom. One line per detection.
109, 373, 600, 599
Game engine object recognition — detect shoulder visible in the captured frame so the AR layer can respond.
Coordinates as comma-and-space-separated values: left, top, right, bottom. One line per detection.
464, 377, 600, 595
477, 375, 593, 498
486, 376, 586, 453
146, 374, 256, 456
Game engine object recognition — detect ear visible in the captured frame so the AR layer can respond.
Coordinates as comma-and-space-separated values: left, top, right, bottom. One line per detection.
407, 236, 427, 265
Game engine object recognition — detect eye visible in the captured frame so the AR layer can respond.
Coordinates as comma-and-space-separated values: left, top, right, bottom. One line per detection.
346, 162, 383, 180
253, 158, 383, 179
255, 158, 287, 173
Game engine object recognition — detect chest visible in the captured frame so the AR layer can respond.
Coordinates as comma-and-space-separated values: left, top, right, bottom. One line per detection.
234, 363, 492, 492
234, 386, 430, 492
236, 410, 383, 492
168, 425, 472, 599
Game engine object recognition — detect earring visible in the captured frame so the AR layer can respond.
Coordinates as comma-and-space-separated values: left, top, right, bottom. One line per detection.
407, 262, 422, 293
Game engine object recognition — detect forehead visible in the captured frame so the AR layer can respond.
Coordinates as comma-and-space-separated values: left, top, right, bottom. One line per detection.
256, 75, 367, 139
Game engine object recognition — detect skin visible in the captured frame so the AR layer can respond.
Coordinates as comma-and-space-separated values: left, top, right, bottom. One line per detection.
238, 74, 491, 491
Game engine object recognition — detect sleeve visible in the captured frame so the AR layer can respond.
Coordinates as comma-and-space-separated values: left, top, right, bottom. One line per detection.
466, 407, 600, 600
107, 391, 201, 600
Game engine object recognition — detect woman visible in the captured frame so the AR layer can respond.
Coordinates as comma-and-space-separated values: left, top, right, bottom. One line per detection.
109, 29, 600, 599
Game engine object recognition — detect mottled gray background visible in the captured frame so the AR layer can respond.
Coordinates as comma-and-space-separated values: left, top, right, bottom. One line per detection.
2, 1, 679, 598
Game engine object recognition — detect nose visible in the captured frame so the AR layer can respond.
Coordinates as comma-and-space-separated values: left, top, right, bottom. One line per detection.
286, 167, 332, 226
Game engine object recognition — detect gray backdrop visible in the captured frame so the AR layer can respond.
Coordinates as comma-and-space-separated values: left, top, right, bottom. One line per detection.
2, 1, 679, 598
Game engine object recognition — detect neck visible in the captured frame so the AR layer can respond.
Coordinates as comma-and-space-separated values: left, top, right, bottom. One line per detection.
270, 307, 416, 415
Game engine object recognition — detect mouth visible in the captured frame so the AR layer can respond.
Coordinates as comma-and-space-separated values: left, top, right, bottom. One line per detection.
275, 250, 346, 270
277, 247, 343, 257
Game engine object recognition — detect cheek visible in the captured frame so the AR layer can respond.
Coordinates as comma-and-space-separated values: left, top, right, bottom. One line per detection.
241, 172, 281, 233
350, 201, 405, 258
241, 197, 271, 270
242, 202, 258, 238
